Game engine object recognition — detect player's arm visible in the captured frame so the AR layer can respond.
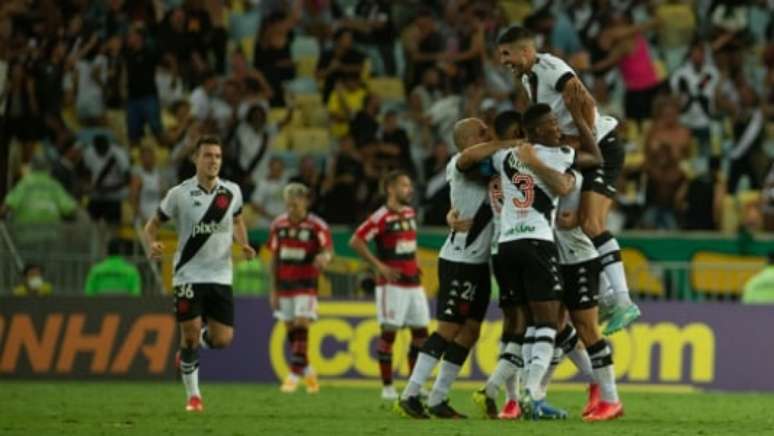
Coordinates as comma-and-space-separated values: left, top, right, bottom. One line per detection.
568, 97, 603, 170
348, 235, 400, 282
518, 144, 575, 196
314, 225, 334, 269
457, 140, 522, 171
233, 214, 256, 260
446, 208, 473, 232
562, 76, 596, 131
143, 213, 165, 260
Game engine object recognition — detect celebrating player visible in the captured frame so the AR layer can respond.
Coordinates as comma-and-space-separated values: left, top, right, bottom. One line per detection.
398, 117, 502, 419
269, 182, 333, 394
496, 26, 640, 334
349, 171, 430, 401
144, 135, 255, 412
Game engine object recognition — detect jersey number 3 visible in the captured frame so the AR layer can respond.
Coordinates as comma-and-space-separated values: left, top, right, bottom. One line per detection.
512, 174, 534, 209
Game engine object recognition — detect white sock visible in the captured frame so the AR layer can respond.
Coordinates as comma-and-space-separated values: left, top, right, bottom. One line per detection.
498, 340, 520, 401
595, 234, 633, 308
588, 340, 619, 403
485, 342, 520, 399
525, 326, 556, 401
428, 360, 462, 407
522, 326, 536, 384
568, 345, 594, 381
180, 349, 201, 398
304, 365, 315, 377
402, 352, 438, 399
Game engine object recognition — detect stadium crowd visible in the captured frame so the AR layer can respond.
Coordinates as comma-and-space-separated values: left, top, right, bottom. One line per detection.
0, 0, 772, 253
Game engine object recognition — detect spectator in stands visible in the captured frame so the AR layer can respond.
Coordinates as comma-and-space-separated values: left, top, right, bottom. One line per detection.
189, 0, 228, 74
13, 263, 53, 297
84, 238, 141, 296
742, 252, 774, 304
228, 103, 276, 199
350, 93, 381, 149
327, 74, 368, 139
322, 135, 365, 224
403, 8, 445, 88
155, 53, 186, 110
670, 38, 720, 157
129, 146, 163, 224
410, 67, 444, 113
316, 28, 366, 102
422, 140, 451, 225
591, 13, 666, 123
5, 61, 41, 156
642, 142, 686, 230
289, 155, 325, 215
253, 7, 301, 107
0, 155, 77, 225
65, 33, 109, 125
35, 39, 70, 147
447, 3, 486, 93
379, 110, 415, 177
251, 157, 288, 228
645, 95, 693, 163
158, 7, 195, 82
228, 50, 274, 107
51, 138, 87, 198
124, 25, 163, 148
678, 156, 725, 231
189, 71, 220, 122
82, 134, 131, 225
350, 0, 397, 76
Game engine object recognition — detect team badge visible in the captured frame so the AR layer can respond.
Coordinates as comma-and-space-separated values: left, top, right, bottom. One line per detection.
215, 194, 230, 209
289, 229, 297, 238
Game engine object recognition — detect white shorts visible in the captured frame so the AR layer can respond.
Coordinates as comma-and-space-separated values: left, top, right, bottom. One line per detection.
274, 294, 318, 321
375, 284, 430, 328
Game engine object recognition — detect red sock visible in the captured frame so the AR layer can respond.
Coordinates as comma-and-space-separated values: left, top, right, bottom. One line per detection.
290, 327, 308, 376
377, 331, 396, 386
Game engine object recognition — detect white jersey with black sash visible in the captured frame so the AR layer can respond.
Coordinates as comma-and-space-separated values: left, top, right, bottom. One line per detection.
439, 153, 494, 264
521, 53, 617, 141
158, 177, 243, 286
493, 145, 575, 243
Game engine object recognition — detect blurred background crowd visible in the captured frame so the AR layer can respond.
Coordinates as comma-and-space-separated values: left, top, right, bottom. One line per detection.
0, 0, 773, 296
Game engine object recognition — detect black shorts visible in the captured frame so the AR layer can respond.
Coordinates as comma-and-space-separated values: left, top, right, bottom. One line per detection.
497, 239, 563, 303
173, 283, 234, 326
560, 258, 600, 311
581, 130, 625, 198
88, 199, 122, 224
436, 258, 492, 323
492, 253, 526, 308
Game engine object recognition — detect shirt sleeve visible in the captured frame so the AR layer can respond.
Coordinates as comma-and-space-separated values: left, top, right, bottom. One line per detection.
538, 55, 576, 93
232, 185, 244, 217
317, 221, 333, 250
158, 186, 177, 222
353, 213, 380, 242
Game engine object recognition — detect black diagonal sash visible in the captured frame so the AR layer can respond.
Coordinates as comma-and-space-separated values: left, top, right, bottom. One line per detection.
465, 201, 493, 248
95, 156, 117, 189
244, 131, 269, 176
175, 187, 234, 273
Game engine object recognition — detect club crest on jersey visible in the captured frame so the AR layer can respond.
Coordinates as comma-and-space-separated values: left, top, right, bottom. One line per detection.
215, 194, 230, 209
192, 220, 227, 237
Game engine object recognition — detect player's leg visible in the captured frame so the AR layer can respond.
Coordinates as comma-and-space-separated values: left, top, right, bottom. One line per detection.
276, 296, 301, 392
376, 284, 405, 400
395, 286, 432, 417
173, 283, 205, 411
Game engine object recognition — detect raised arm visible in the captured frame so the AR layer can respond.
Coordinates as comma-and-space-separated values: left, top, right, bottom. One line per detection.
518, 144, 575, 196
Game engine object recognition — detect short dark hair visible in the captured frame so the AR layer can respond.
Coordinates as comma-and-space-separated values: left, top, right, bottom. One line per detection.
522, 103, 552, 131
195, 135, 222, 151
497, 26, 534, 46
494, 110, 522, 139
23, 263, 42, 276
380, 170, 410, 195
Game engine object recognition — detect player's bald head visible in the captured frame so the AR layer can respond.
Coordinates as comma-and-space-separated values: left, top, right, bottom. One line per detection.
453, 118, 488, 151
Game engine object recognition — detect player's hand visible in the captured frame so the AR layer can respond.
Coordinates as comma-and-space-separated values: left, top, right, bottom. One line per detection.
149, 241, 164, 260
241, 243, 256, 260
314, 252, 332, 269
446, 208, 473, 232
270, 292, 278, 311
517, 143, 537, 166
377, 263, 401, 282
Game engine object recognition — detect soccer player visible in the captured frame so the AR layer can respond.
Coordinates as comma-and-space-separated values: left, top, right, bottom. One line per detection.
398, 117, 503, 419
144, 135, 256, 412
496, 26, 641, 334
268, 183, 333, 394
349, 171, 430, 401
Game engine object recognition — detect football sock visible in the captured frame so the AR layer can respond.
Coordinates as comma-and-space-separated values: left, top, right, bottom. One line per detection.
522, 326, 536, 384
408, 328, 428, 374
593, 232, 632, 308
525, 324, 556, 401
427, 342, 470, 407
402, 332, 447, 398
377, 330, 396, 387
180, 347, 201, 398
588, 339, 619, 403
290, 327, 309, 376
485, 340, 521, 399
501, 334, 522, 401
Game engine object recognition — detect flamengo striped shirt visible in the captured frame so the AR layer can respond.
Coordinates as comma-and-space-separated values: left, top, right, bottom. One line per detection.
269, 212, 332, 296
354, 205, 420, 287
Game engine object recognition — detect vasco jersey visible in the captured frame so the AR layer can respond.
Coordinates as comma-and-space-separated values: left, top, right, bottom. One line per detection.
521, 53, 617, 141
269, 213, 332, 296
158, 177, 243, 287
488, 175, 503, 255
439, 154, 494, 264
354, 206, 420, 287
555, 171, 598, 265
493, 145, 575, 243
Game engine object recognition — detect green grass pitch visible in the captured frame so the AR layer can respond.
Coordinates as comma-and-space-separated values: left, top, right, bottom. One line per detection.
2, 382, 774, 435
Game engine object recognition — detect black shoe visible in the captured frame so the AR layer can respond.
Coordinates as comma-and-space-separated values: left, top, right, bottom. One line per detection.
428, 400, 468, 419
396, 396, 430, 419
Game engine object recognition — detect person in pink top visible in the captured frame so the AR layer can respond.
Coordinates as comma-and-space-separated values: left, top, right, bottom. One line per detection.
591, 13, 667, 123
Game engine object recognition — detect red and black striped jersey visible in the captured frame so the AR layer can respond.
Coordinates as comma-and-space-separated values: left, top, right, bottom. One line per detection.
268, 213, 332, 296
354, 206, 420, 287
